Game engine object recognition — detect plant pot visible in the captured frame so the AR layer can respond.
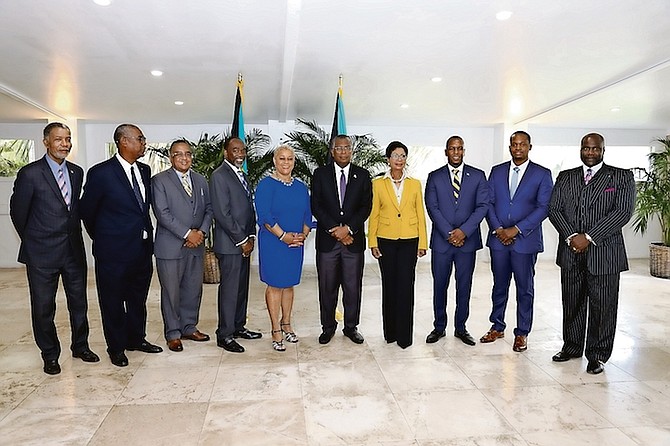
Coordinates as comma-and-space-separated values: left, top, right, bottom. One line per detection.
203, 248, 220, 283
649, 242, 670, 279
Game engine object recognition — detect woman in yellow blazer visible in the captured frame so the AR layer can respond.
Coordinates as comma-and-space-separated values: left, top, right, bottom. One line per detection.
368, 141, 427, 348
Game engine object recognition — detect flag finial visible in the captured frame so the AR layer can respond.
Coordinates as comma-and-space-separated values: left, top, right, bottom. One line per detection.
238, 72, 243, 83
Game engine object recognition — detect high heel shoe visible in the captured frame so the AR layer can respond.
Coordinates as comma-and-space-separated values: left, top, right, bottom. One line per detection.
271, 329, 286, 352
281, 323, 299, 343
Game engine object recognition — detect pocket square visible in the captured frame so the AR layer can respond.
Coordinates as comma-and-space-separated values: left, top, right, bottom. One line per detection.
604, 187, 615, 192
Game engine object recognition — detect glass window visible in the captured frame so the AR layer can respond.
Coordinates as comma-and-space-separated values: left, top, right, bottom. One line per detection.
0, 139, 34, 177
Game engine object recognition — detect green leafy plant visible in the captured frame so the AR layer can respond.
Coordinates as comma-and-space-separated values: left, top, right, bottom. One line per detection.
633, 137, 670, 246
0, 139, 32, 177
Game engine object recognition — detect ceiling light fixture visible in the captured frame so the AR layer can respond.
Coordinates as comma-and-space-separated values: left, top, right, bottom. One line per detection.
150, 70, 163, 77
431, 77, 442, 83
496, 10, 513, 21
93, 0, 112, 6
611, 106, 621, 112
174, 101, 184, 106
400, 104, 409, 109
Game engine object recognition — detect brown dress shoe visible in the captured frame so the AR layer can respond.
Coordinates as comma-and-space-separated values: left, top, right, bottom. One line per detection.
480, 329, 504, 343
167, 339, 183, 352
181, 330, 210, 342
512, 335, 527, 352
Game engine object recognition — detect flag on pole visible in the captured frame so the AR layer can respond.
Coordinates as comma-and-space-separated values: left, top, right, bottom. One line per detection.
331, 75, 347, 140
231, 74, 247, 173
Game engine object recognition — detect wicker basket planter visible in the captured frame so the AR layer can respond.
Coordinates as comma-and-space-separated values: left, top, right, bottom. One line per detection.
649, 243, 670, 279
203, 249, 220, 283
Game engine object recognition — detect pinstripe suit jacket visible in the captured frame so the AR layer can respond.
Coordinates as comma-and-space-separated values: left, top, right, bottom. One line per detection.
548, 164, 635, 275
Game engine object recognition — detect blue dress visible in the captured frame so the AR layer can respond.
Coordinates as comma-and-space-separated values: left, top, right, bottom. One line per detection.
255, 176, 312, 287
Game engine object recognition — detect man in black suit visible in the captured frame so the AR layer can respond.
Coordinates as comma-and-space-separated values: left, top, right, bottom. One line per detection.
548, 133, 635, 374
210, 136, 262, 353
311, 134, 372, 344
10, 122, 99, 375
81, 124, 163, 368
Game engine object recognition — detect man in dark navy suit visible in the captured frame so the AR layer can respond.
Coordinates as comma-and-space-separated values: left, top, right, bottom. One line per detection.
10, 122, 99, 375
425, 136, 490, 346
81, 124, 162, 367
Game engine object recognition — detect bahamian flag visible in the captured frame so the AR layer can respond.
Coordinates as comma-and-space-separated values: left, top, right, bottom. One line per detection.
331, 79, 347, 140
231, 75, 247, 173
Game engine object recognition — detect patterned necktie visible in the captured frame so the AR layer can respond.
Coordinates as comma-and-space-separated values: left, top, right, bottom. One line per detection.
57, 167, 70, 209
130, 166, 144, 209
510, 166, 520, 197
181, 173, 192, 197
452, 169, 460, 200
584, 168, 593, 185
238, 170, 249, 196
339, 169, 347, 207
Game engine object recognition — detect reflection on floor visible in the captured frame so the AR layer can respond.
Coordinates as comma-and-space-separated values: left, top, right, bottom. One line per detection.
0, 258, 669, 445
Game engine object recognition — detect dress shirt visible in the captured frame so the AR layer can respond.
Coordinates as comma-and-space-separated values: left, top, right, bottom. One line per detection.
383, 170, 406, 205
508, 159, 529, 191
115, 153, 147, 238
334, 163, 351, 206
44, 155, 71, 203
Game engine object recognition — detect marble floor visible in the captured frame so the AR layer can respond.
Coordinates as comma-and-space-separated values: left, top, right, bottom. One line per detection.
1, 257, 669, 445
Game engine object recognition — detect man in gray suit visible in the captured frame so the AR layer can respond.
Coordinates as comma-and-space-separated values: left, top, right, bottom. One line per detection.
548, 133, 635, 374
210, 136, 262, 353
10, 122, 99, 375
152, 140, 213, 352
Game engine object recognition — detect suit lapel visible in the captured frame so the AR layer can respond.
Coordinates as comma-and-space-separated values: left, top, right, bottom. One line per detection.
169, 169, 195, 208
110, 157, 143, 211
40, 157, 69, 210
382, 178, 401, 211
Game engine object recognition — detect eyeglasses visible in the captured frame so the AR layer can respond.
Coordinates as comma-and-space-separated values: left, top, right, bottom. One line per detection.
581, 146, 603, 153
171, 151, 193, 159
126, 135, 146, 143
333, 146, 352, 153
390, 153, 407, 160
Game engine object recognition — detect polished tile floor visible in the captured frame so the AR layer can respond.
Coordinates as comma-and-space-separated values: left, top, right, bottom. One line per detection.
1, 257, 669, 445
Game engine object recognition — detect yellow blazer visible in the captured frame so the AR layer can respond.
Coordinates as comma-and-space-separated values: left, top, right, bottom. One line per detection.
368, 176, 428, 250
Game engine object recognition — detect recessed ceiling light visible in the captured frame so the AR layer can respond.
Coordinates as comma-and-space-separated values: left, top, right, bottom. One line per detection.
496, 10, 513, 21
150, 70, 163, 77
611, 106, 621, 112
400, 104, 409, 109
431, 77, 442, 83
174, 101, 184, 106
93, 0, 112, 6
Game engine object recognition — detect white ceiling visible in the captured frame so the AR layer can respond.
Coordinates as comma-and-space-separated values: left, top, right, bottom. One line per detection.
1, 0, 669, 130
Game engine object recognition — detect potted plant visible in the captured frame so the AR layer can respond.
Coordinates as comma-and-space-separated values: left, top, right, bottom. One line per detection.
632, 137, 670, 279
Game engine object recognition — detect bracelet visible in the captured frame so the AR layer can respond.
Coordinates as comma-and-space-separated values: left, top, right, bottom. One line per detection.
279, 231, 286, 240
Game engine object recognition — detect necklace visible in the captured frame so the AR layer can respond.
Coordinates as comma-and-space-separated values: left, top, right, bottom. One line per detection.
272, 173, 294, 186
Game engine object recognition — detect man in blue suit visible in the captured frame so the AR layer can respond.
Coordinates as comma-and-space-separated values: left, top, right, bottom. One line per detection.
425, 136, 490, 346
481, 131, 553, 352
81, 124, 163, 368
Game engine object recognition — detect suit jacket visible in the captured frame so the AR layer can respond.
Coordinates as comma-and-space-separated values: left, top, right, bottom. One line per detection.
311, 162, 372, 253
209, 161, 256, 255
152, 168, 213, 260
80, 156, 153, 262
368, 176, 428, 250
548, 164, 635, 275
425, 164, 490, 253
486, 160, 553, 254
10, 156, 86, 267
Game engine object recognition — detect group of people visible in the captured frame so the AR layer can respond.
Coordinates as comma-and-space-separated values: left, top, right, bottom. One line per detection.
10, 123, 635, 377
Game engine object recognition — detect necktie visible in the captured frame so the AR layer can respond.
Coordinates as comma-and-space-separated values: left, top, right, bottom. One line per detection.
130, 166, 144, 209
584, 168, 593, 185
452, 169, 460, 200
238, 171, 249, 196
181, 173, 192, 197
339, 169, 347, 207
510, 166, 520, 197
57, 167, 70, 209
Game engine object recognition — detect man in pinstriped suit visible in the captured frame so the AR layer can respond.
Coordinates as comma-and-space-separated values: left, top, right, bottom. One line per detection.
548, 133, 635, 374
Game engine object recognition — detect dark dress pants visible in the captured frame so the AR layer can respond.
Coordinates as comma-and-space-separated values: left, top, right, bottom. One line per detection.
26, 253, 89, 361
378, 238, 418, 348
431, 248, 476, 333
316, 243, 364, 332
215, 253, 250, 340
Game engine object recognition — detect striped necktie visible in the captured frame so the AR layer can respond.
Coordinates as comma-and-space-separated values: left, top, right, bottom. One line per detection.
57, 167, 70, 209
452, 169, 460, 200
181, 173, 192, 197
584, 168, 593, 185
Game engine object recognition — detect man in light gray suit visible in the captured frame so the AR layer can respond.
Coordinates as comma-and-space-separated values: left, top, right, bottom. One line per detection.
152, 140, 213, 352
548, 133, 635, 374
210, 136, 262, 353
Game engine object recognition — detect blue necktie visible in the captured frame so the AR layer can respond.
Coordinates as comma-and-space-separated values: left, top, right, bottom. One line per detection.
510, 166, 520, 198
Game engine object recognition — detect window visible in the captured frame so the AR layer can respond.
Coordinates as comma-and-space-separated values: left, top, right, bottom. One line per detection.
105, 142, 171, 174
0, 139, 34, 177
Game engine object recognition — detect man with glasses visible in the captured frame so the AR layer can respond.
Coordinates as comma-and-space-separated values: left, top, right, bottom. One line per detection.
81, 123, 163, 367
548, 133, 635, 374
151, 140, 213, 352
311, 134, 372, 344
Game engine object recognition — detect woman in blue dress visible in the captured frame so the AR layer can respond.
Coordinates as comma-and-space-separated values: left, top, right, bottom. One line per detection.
255, 145, 312, 351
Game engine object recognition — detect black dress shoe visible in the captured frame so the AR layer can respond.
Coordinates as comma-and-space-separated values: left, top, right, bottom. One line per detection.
233, 328, 262, 340
318, 330, 335, 345
454, 330, 476, 346
217, 337, 245, 353
552, 351, 581, 362
126, 341, 163, 353
343, 328, 364, 344
426, 330, 446, 344
43, 359, 61, 375
73, 349, 100, 363
109, 352, 129, 367
586, 359, 604, 374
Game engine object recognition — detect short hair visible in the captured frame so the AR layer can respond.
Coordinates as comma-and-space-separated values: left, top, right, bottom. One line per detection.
113, 123, 140, 146
510, 130, 531, 145
274, 144, 295, 159
223, 136, 244, 152
43, 122, 70, 139
169, 139, 191, 154
329, 134, 351, 150
581, 132, 605, 147
446, 135, 463, 147
385, 140, 408, 158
